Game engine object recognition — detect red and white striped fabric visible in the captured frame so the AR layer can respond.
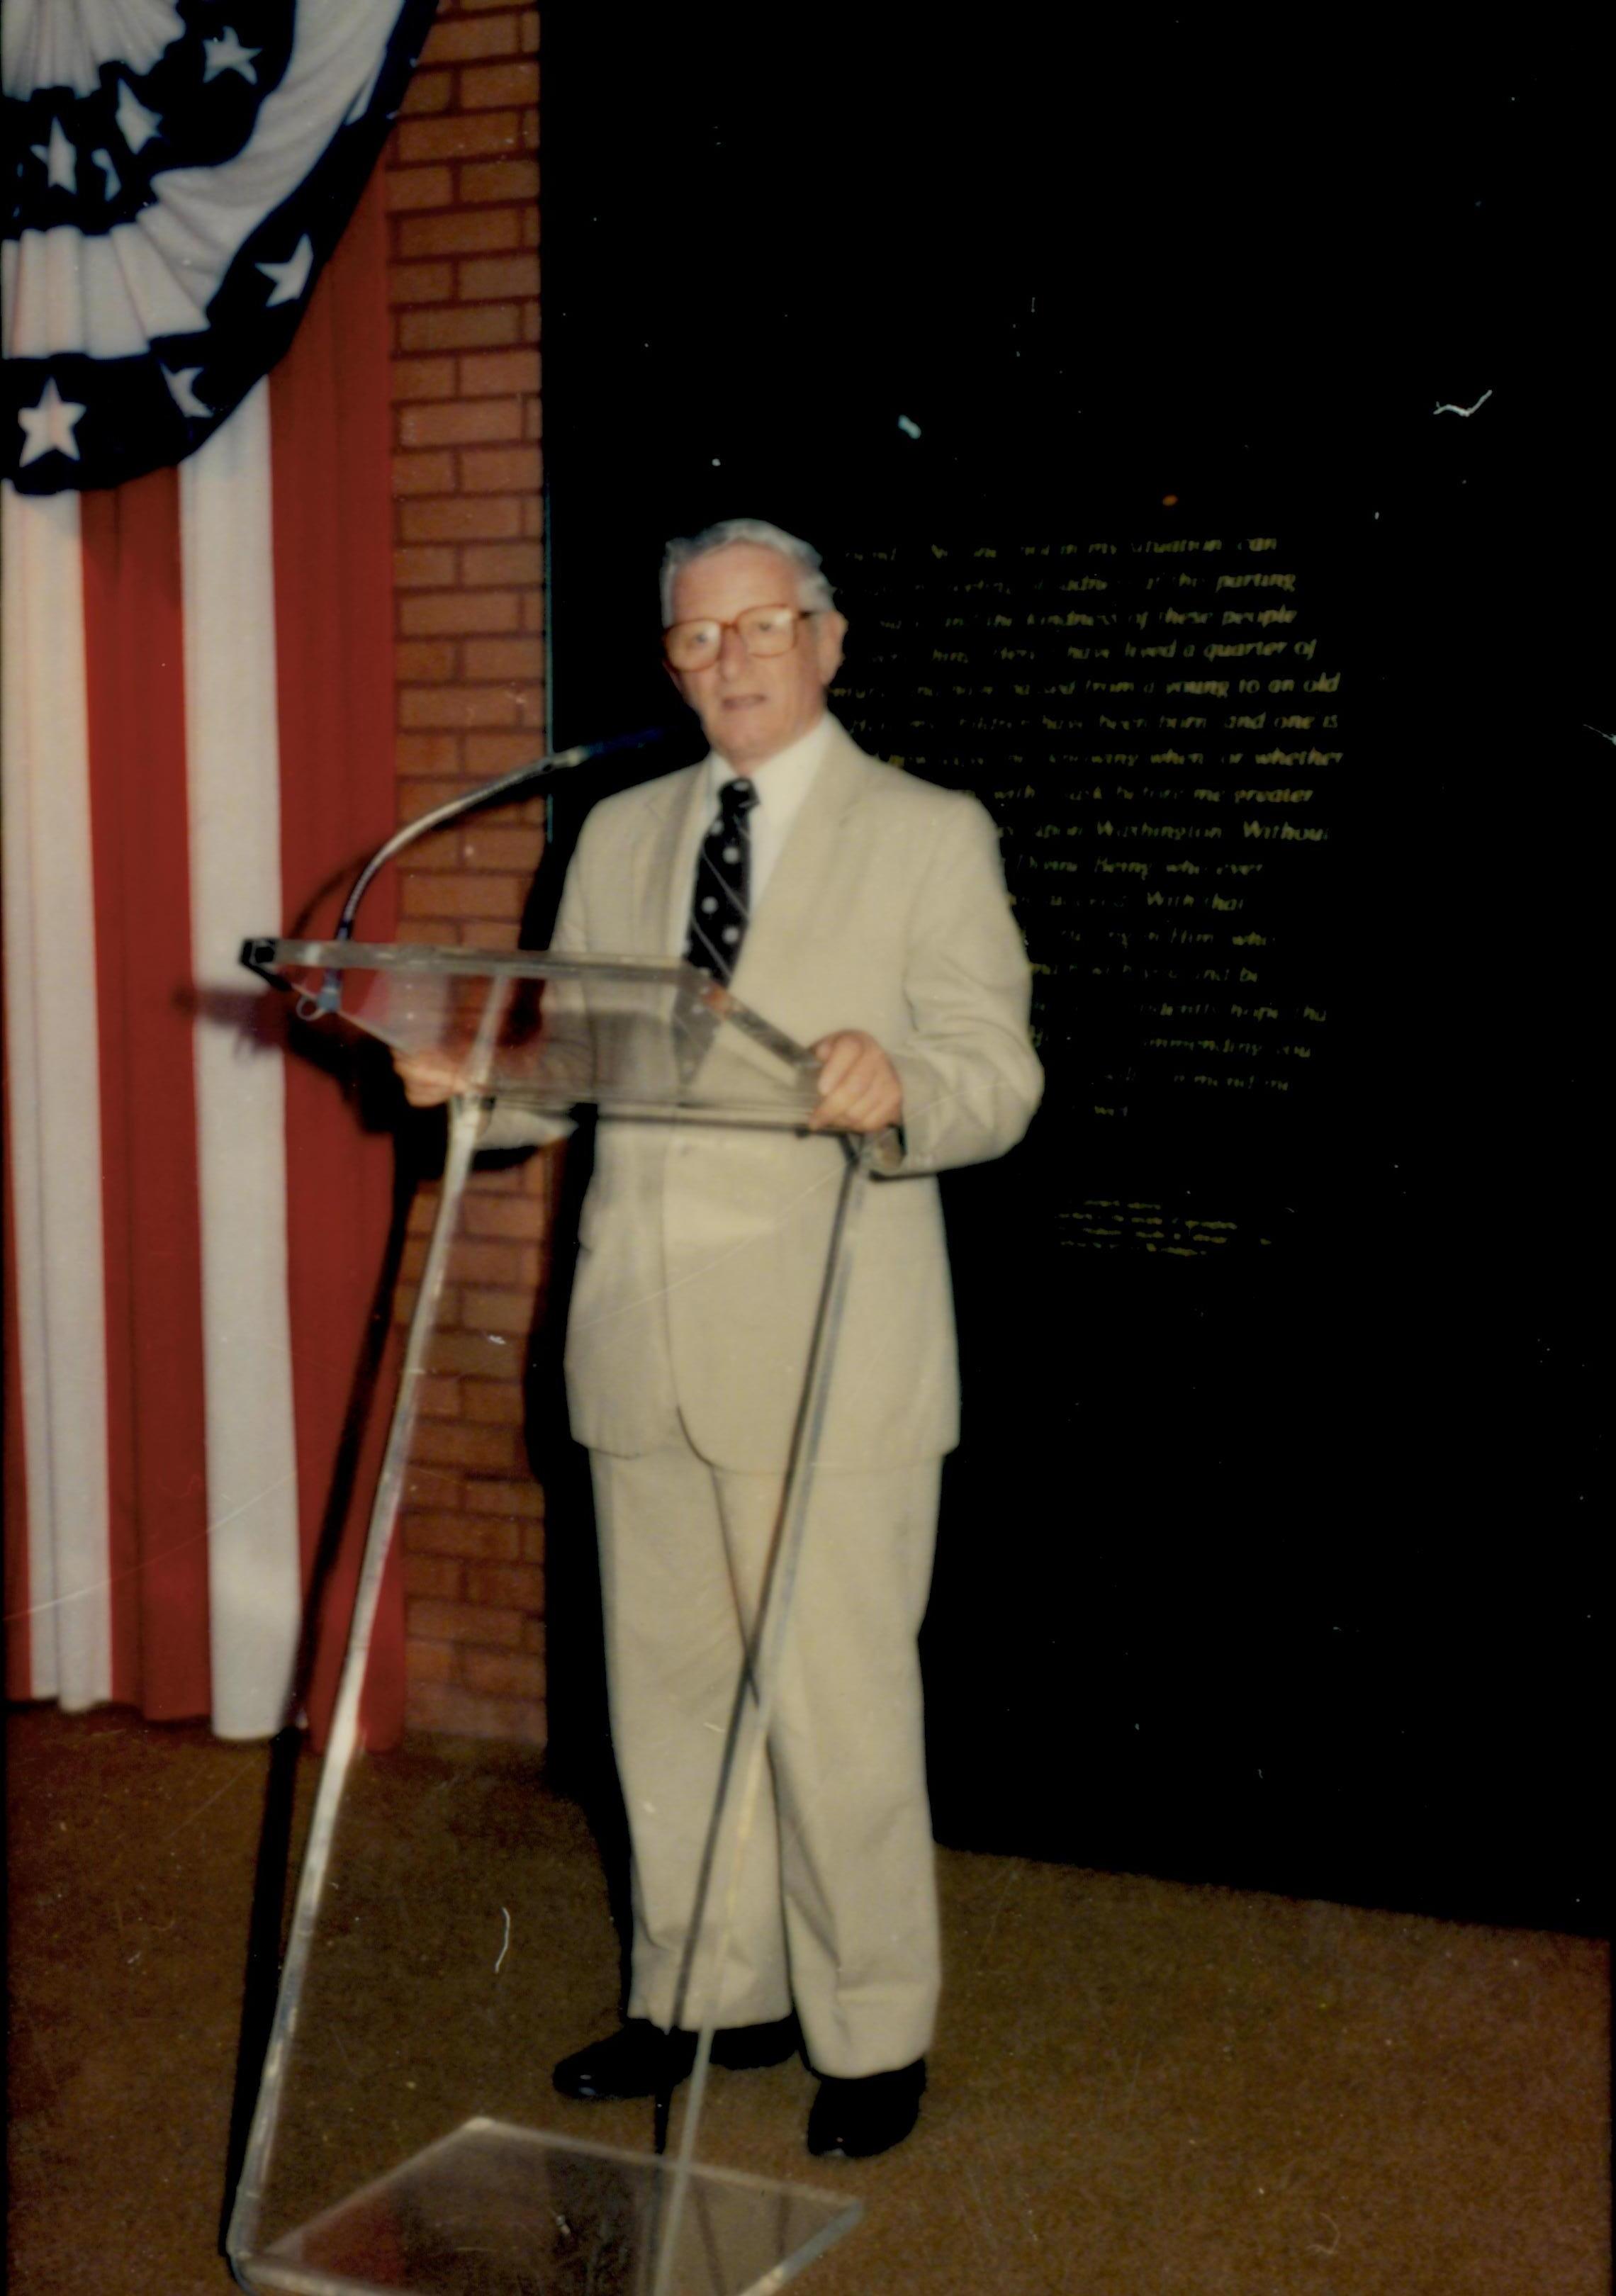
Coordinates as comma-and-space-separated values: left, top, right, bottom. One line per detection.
3, 180, 404, 1742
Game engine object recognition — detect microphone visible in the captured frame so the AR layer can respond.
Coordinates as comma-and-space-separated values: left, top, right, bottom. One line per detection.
260, 728, 667, 1018
332, 726, 666, 946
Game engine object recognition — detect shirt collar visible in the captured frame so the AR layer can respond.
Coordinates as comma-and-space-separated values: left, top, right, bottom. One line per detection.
704, 711, 835, 811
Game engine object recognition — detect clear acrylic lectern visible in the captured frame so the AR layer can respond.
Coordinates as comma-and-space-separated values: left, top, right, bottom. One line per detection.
228, 940, 885, 2296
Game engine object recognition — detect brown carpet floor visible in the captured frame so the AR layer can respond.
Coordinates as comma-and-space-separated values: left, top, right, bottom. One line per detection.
6, 1705, 1609, 2295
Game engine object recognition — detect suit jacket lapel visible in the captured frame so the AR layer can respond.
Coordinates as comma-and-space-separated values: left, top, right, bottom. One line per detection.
608, 762, 705, 957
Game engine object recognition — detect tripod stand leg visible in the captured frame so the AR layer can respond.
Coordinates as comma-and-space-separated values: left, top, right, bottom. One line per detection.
225, 1093, 486, 2277
649, 1140, 872, 2296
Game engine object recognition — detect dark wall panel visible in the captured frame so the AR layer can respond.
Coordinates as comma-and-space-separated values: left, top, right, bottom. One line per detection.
537, 21, 1605, 1933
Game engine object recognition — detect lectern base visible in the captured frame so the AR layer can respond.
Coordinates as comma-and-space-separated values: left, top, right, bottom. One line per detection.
240, 2118, 862, 2296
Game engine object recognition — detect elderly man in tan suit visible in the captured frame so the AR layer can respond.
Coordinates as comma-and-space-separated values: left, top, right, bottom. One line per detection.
407, 518, 1041, 2156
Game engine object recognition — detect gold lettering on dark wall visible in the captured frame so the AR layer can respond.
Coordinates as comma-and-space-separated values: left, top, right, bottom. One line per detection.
834, 537, 1342, 1251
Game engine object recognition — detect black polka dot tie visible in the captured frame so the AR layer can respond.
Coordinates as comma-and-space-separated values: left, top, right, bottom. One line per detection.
684, 775, 758, 984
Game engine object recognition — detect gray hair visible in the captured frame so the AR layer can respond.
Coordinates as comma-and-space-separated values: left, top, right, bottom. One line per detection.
659, 518, 835, 625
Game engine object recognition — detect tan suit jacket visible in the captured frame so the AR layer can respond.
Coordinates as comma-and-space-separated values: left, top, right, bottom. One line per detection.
550, 720, 1043, 1473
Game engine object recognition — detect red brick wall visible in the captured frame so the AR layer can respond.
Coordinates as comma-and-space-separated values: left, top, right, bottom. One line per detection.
384, 0, 551, 1744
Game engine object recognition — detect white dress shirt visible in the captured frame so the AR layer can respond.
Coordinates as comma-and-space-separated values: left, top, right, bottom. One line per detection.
670, 711, 834, 952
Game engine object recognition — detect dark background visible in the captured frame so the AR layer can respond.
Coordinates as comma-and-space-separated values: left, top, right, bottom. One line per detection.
533, 16, 1605, 1933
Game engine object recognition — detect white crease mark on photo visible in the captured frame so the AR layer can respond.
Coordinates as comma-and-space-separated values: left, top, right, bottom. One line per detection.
4, 1469, 299, 1626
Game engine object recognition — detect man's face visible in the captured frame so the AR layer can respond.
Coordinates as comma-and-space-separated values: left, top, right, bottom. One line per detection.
666, 543, 846, 768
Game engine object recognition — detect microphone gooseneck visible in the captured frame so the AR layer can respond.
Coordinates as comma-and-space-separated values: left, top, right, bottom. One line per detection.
334, 726, 666, 945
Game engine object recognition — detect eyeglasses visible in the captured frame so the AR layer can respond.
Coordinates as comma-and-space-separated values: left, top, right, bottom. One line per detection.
663, 604, 818, 671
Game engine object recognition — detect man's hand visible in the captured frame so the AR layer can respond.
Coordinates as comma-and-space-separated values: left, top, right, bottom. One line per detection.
393, 1047, 471, 1108
809, 1030, 903, 1135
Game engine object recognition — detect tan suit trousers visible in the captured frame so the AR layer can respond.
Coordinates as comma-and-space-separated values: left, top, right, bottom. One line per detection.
591, 1435, 943, 2081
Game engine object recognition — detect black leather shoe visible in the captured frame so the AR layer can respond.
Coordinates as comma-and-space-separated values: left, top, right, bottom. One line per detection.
805, 2060, 926, 2159
554, 2022, 693, 2100
554, 2015, 800, 2101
